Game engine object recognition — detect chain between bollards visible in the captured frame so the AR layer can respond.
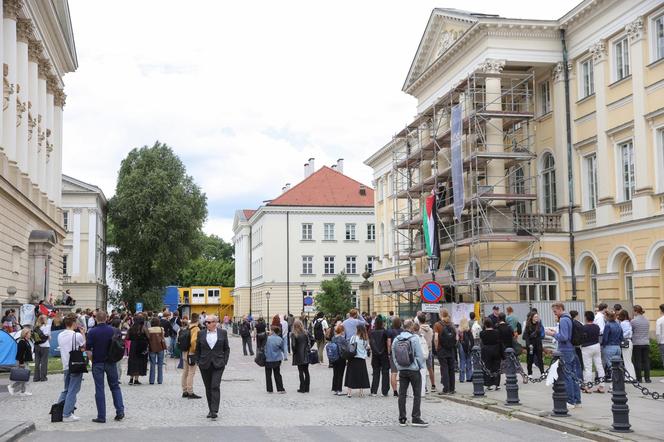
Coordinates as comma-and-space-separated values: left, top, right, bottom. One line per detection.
504, 347, 520, 405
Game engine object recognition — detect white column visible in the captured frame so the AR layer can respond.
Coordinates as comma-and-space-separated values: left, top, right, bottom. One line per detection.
36, 58, 48, 192
27, 39, 40, 185
481, 59, 506, 199
15, 18, 30, 175
626, 17, 650, 218
2, 0, 18, 163
72, 208, 81, 276
53, 90, 64, 207
88, 208, 97, 280
589, 40, 611, 227
552, 62, 573, 209
45, 77, 54, 200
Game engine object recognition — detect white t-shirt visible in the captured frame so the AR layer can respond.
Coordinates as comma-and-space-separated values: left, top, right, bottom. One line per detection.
87, 316, 96, 328
39, 324, 51, 348
58, 329, 85, 369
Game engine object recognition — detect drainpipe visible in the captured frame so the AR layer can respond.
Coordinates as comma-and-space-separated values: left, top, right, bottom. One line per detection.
561, 29, 577, 300
249, 228, 252, 315
286, 211, 290, 315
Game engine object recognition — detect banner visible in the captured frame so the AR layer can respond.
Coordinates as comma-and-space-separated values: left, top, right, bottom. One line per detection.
451, 104, 464, 221
422, 192, 440, 271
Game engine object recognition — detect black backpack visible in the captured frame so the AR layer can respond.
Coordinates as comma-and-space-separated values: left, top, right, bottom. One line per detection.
313, 319, 325, 341
570, 318, 585, 347
107, 331, 125, 363
439, 323, 456, 350
369, 329, 385, 355
32, 327, 46, 345
239, 322, 251, 337
178, 327, 192, 352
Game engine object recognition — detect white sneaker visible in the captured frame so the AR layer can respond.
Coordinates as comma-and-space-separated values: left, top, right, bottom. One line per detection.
566, 403, 575, 409
21, 391, 33, 396
63, 414, 80, 422
7, 384, 14, 395
660, 380, 664, 384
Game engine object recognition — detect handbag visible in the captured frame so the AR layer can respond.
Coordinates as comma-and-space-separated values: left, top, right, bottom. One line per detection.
187, 353, 197, 366
254, 349, 266, 367
308, 348, 319, 365
620, 338, 630, 349
50, 401, 65, 423
9, 366, 30, 382
68, 333, 88, 374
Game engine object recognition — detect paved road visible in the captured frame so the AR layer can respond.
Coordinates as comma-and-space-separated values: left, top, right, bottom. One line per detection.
2, 335, 587, 440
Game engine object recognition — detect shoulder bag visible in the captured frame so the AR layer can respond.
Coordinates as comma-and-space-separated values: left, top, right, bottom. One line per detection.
68, 333, 88, 374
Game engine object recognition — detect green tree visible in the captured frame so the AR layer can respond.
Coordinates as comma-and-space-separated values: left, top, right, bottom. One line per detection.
108, 141, 207, 311
315, 273, 353, 317
177, 233, 235, 287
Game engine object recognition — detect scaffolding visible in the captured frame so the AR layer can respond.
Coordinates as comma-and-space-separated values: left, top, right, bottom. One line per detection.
392, 69, 563, 304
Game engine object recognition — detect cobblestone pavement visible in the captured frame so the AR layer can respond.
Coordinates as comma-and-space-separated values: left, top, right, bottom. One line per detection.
3, 336, 586, 440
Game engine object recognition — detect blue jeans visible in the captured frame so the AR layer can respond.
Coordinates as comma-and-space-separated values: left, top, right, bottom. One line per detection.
560, 350, 581, 405
57, 370, 83, 417
602, 345, 622, 369
92, 362, 124, 420
149, 351, 164, 384
458, 348, 473, 382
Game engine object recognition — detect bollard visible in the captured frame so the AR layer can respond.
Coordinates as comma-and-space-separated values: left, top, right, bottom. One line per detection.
504, 348, 520, 405
610, 355, 633, 433
471, 345, 485, 397
551, 351, 568, 417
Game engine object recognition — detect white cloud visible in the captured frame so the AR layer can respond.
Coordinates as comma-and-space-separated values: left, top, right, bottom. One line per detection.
64, 0, 580, 241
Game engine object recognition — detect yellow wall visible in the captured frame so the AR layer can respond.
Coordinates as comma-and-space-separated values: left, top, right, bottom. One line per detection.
177, 286, 234, 319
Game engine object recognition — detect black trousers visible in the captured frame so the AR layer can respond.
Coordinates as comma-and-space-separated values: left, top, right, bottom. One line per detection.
265, 361, 284, 392
199, 367, 224, 414
526, 344, 544, 375
332, 359, 346, 392
371, 353, 390, 395
632, 344, 651, 381
398, 370, 421, 420
439, 355, 455, 393
575, 347, 584, 372
297, 364, 310, 392
241, 336, 254, 356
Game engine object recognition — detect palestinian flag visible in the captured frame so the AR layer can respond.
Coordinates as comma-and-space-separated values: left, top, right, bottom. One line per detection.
422, 191, 440, 271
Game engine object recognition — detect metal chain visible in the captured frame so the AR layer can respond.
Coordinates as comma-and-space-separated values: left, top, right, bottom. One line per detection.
621, 366, 662, 401
474, 353, 502, 378
558, 356, 606, 389
507, 351, 530, 384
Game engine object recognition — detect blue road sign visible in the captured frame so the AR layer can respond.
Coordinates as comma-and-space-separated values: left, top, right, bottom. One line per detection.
303, 296, 314, 306
420, 280, 443, 304
135, 302, 143, 313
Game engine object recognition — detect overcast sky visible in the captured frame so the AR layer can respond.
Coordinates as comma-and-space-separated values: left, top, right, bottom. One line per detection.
63, 0, 579, 242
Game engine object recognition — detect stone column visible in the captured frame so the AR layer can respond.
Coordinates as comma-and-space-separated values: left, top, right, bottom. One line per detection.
2, 0, 19, 163
87, 207, 97, 281
37, 57, 49, 193
15, 18, 30, 177
626, 17, 650, 218
45, 75, 55, 201
72, 207, 81, 276
481, 59, 506, 198
54, 89, 65, 207
552, 62, 575, 229
590, 40, 611, 227
27, 39, 40, 189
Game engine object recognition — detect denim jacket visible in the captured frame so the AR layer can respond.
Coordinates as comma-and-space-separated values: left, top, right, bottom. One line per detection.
265, 334, 287, 362
602, 321, 623, 347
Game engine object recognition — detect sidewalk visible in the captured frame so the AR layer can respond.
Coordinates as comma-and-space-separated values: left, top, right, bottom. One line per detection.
440, 372, 664, 442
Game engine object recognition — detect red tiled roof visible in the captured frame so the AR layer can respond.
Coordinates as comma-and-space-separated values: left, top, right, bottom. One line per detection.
267, 166, 374, 207
242, 209, 256, 220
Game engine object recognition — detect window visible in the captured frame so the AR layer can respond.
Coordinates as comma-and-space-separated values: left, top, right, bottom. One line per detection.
624, 259, 634, 305
519, 264, 559, 301
324, 256, 335, 274
377, 179, 384, 202
192, 288, 205, 304
63, 211, 69, 232
655, 14, 664, 61
350, 290, 359, 309
542, 153, 557, 213
585, 154, 598, 210
63, 255, 68, 276
580, 58, 594, 98
301, 223, 312, 240
619, 141, 635, 201
367, 223, 375, 241
538, 81, 551, 115
367, 256, 374, 274
589, 262, 598, 307
511, 166, 526, 215
207, 289, 220, 303
182, 290, 190, 304
614, 37, 630, 81
346, 256, 357, 274
324, 223, 335, 240
345, 223, 356, 240
302, 256, 313, 274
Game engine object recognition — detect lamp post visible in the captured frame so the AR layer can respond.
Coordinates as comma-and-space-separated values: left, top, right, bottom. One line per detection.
300, 282, 307, 325
427, 255, 440, 281
265, 290, 271, 320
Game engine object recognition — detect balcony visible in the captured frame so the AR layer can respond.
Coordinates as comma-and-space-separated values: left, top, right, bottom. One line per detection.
513, 213, 563, 233
581, 210, 596, 227
616, 201, 632, 219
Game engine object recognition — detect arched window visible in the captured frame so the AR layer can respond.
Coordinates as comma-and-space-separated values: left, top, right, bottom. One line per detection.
542, 153, 557, 214
624, 259, 634, 304
519, 264, 558, 301
589, 262, 598, 307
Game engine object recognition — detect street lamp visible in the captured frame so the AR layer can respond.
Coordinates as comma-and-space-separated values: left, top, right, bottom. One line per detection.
265, 290, 271, 320
427, 255, 440, 281
300, 282, 307, 324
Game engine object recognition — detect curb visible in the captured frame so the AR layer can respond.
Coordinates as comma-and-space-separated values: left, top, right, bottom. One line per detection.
439, 394, 633, 442
0, 421, 35, 442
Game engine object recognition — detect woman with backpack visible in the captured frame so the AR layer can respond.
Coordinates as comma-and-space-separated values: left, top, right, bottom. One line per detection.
255, 316, 267, 350
480, 319, 502, 391
127, 317, 149, 385
369, 316, 390, 397
291, 320, 310, 393
524, 312, 545, 376
329, 324, 347, 395
344, 323, 371, 397
8, 328, 32, 396
264, 326, 287, 393
457, 317, 473, 383
33, 314, 51, 382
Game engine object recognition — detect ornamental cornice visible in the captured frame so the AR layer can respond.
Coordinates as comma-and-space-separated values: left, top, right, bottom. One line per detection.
625, 17, 644, 42
46, 75, 58, 94
38, 59, 52, 79
72, 208, 83, 214
478, 58, 505, 74
552, 61, 573, 83
589, 40, 606, 64
27, 40, 43, 62
54, 90, 66, 107
3, 0, 23, 20
16, 18, 33, 43
3, 64, 14, 112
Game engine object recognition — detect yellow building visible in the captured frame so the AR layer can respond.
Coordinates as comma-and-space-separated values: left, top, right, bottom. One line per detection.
365, 1, 664, 330
178, 286, 234, 320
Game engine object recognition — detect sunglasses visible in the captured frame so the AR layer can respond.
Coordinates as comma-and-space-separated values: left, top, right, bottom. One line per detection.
205, 321, 218, 324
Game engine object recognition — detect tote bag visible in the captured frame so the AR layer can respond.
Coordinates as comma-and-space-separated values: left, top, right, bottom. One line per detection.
68, 333, 87, 374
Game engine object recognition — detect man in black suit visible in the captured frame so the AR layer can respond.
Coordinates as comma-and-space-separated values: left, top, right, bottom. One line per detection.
195, 315, 230, 420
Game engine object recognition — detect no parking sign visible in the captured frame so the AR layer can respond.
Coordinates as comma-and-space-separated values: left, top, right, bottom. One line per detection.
420, 280, 443, 304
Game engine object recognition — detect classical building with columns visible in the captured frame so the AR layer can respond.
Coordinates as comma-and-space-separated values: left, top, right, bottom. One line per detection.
365, 0, 664, 330
0, 0, 76, 306
61, 175, 107, 310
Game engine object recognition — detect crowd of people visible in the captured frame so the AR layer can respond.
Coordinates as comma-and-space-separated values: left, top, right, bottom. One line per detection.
5, 301, 664, 426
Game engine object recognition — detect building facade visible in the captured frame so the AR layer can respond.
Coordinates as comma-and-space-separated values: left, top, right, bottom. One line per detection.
233, 159, 376, 318
61, 175, 107, 309
365, 0, 664, 330
0, 0, 76, 306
